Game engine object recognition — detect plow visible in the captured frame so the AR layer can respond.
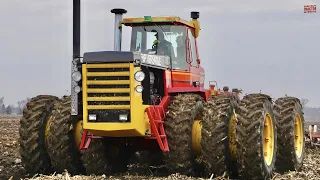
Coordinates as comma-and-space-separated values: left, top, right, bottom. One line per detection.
305, 124, 320, 147
18, 1, 306, 180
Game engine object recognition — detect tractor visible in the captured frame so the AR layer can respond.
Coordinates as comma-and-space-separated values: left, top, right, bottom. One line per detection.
18, 1, 306, 179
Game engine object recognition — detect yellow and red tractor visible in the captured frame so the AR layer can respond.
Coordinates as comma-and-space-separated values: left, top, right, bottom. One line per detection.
18, 1, 306, 179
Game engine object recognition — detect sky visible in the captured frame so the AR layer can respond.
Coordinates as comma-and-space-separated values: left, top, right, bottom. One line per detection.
0, 0, 319, 107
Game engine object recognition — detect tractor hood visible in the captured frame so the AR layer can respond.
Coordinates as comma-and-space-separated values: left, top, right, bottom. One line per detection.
83, 51, 135, 63
83, 51, 171, 70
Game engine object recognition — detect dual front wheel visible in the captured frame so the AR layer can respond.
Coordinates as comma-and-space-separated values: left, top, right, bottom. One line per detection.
19, 95, 133, 176
47, 96, 133, 176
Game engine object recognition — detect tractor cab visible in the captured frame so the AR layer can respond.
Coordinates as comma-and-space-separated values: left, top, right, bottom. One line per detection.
128, 24, 187, 70
119, 12, 201, 72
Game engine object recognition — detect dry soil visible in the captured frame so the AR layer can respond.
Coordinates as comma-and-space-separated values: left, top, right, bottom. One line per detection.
0, 116, 320, 180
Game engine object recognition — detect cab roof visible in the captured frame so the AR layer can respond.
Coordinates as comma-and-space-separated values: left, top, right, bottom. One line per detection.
122, 16, 195, 28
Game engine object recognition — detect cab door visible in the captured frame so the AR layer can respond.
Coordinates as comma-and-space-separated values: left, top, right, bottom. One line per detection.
187, 28, 203, 88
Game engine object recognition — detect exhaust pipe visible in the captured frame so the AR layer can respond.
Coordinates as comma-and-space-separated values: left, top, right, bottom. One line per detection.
73, 0, 81, 59
111, 8, 127, 51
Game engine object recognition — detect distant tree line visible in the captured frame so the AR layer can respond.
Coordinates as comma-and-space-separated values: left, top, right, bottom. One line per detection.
0, 97, 30, 115
299, 98, 320, 122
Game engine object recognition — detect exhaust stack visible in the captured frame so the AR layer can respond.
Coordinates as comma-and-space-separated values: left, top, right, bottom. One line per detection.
111, 8, 127, 51
73, 0, 81, 59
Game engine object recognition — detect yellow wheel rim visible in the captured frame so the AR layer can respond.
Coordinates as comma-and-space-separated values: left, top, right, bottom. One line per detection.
44, 115, 53, 147
229, 113, 237, 160
294, 114, 303, 158
263, 113, 274, 166
191, 119, 202, 155
74, 120, 83, 148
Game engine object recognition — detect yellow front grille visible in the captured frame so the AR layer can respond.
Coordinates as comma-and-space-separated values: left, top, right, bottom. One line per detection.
82, 63, 131, 110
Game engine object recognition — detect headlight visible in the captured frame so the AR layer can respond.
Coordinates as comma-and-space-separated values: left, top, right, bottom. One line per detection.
134, 71, 145, 82
119, 114, 128, 121
74, 86, 81, 93
135, 85, 144, 93
72, 71, 82, 82
88, 114, 97, 121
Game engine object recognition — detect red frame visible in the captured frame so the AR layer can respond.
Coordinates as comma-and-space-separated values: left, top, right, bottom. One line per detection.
79, 25, 212, 152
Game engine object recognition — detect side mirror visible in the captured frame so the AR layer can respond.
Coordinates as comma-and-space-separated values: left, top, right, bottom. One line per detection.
190, 12, 200, 38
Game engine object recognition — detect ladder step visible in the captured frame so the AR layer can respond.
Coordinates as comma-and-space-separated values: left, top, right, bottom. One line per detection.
154, 120, 164, 123
148, 135, 166, 139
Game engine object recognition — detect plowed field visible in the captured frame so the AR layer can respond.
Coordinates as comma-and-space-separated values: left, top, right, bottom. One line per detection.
1, 116, 319, 180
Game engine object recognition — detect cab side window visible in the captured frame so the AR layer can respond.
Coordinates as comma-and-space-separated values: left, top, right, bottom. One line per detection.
135, 31, 142, 52
187, 29, 198, 67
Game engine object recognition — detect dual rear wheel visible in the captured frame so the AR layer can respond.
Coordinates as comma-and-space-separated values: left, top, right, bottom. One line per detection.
163, 93, 305, 180
163, 93, 240, 177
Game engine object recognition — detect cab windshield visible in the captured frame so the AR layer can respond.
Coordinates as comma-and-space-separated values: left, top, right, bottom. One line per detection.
130, 25, 188, 70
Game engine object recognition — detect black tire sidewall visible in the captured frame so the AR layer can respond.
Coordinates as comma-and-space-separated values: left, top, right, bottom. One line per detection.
163, 93, 203, 176
292, 102, 305, 168
19, 95, 58, 175
260, 101, 277, 176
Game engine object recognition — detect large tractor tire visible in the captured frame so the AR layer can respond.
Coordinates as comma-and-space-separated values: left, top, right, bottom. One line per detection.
81, 138, 111, 175
19, 95, 59, 175
236, 94, 277, 180
134, 150, 164, 166
81, 137, 133, 175
274, 97, 305, 172
201, 94, 239, 178
106, 142, 134, 174
163, 93, 203, 176
46, 96, 85, 175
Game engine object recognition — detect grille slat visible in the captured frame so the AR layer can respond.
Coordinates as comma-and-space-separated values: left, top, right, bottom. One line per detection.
87, 72, 130, 76
86, 88, 130, 93
87, 97, 130, 101
86, 63, 129, 68
87, 80, 130, 85
87, 105, 130, 110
